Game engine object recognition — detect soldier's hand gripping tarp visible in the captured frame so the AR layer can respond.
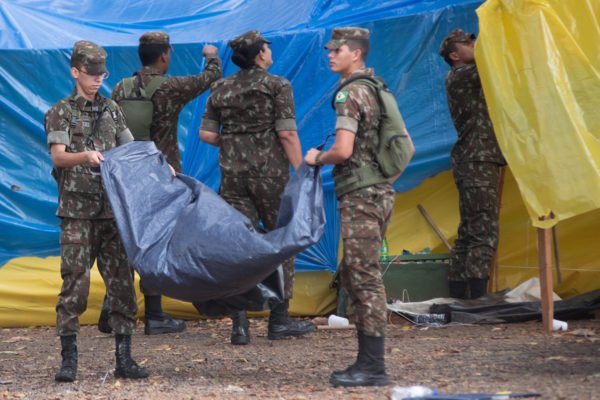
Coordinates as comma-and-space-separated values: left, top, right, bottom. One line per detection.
100, 141, 325, 311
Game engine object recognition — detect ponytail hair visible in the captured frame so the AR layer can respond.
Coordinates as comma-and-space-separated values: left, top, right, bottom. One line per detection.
231, 40, 265, 69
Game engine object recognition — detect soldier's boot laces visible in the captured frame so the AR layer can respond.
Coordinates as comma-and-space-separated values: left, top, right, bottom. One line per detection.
55, 335, 77, 383
114, 334, 149, 379
267, 299, 316, 340
97, 294, 112, 334
230, 310, 250, 345
330, 331, 389, 387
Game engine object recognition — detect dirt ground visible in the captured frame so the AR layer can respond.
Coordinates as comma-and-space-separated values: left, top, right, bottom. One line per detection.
1, 316, 599, 400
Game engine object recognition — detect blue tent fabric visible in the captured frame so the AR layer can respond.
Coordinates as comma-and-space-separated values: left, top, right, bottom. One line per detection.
101, 141, 325, 306
0, 0, 483, 270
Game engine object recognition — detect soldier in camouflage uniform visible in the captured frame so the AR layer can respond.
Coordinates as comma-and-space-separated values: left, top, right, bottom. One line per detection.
439, 29, 506, 299
306, 27, 413, 387
103, 31, 222, 335
45, 41, 148, 382
200, 30, 314, 346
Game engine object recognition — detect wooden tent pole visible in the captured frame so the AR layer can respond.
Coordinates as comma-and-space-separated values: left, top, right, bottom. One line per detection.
537, 217, 554, 333
417, 204, 452, 251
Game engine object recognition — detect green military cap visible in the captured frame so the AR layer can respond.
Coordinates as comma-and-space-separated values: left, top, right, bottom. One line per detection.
228, 30, 271, 51
324, 27, 370, 49
139, 31, 170, 45
439, 29, 476, 57
71, 40, 108, 75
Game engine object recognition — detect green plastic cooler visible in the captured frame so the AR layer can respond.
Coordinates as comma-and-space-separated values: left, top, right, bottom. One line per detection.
379, 254, 450, 302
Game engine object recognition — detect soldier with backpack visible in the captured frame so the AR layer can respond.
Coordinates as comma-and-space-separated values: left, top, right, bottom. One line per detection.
101, 31, 222, 335
305, 27, 414, 387
45, 40, 149, 382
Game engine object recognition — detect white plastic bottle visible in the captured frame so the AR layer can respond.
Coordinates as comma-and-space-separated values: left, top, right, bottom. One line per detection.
390, 385, 437, 399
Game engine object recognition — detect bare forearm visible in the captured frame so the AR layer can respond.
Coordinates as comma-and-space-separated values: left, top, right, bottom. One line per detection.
199, 129, 221, 147
278, 130, 302, 170
316, 145, 351, 165
50, 145, 103, 168
305, 129, 355, 166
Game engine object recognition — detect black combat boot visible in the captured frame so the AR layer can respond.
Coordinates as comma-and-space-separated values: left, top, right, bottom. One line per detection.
468, 278, 489, 299
55, 335, 77, 382
330, 331, 389, 387
144, 295, 186, 335
114, 334, 149, 379
97, 294, 112, 334
331, 331, 367, 376
267, 299, 316, 340
230, 310, 250, 345
448, 280, 468, 299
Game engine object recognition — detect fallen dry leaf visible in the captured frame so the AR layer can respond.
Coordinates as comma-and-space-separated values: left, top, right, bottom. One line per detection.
564, 328, 595, 337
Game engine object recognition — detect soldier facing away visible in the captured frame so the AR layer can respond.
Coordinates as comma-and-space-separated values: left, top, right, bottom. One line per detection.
102, 31, 222, 335
439, 29, 506, 299
305, 27, 414, 387
45, 40, 148, 382
199, 30, 315, 345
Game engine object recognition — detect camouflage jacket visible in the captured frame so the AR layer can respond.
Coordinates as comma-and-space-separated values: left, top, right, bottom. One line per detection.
200, 65, 297, 178
445, 63, 505, 166
332, 67, 382, 180
45, 91, 134, 219
112, 55, 222, 172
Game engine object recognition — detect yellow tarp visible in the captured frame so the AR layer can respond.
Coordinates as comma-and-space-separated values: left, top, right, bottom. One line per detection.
476, 0, 600, 228
387, 169, 600, 298
2, 169, 599, 328
0, 259, 336, 328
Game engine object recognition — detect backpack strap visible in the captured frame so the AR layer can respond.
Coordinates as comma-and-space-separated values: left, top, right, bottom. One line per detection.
143, 76, 168, 99
122, 74, 167, 99
122, 76, 137, 98
331, 75, 385, 112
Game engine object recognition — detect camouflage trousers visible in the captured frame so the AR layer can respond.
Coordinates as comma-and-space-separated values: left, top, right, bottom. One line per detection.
449, 162, 502, 281
220, 174, 294, 299
56, 218, 137, 336
339, 184, 395, 337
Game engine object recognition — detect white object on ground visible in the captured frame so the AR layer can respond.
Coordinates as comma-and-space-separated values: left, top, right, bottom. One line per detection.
328, 314, 349, 327
390, 385, 436, 399
552, 319, 568, 331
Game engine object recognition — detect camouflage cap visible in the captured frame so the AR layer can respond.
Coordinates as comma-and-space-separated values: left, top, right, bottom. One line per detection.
325, 27, 370, 49
228, 30, 271, 51
139, 31, 170, 45
71, 40, 107, 75
439, 29, 476, 57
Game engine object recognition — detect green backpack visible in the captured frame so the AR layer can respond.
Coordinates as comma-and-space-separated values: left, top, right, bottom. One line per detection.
118, 75, 167, 141
331, 75, 412, 196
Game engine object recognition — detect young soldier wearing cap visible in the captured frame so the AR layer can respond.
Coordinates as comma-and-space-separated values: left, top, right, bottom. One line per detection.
45, 41, 148, 382
200, 30, 314, 346
305, 27, 414, 387
439, 29, 506, 300
102, 32, 222, 335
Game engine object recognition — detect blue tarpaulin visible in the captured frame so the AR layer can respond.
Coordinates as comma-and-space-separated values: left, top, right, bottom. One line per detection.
101, 141, 325, 309
0, 0, 483, 270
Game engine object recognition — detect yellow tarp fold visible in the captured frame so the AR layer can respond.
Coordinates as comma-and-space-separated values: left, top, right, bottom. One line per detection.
476, 0, 600, 228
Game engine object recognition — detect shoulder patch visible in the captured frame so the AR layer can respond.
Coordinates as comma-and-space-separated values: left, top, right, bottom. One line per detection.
335, 90, 349, 104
